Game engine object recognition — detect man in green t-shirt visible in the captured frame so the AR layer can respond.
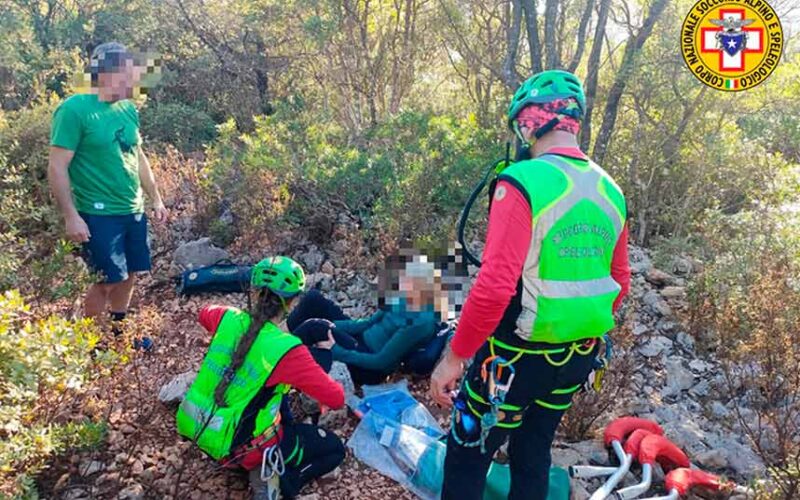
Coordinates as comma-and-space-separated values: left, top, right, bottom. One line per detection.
48, 42, 167, 342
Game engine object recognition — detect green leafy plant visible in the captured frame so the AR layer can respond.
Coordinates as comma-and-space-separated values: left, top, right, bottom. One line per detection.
0, 291, 117, 495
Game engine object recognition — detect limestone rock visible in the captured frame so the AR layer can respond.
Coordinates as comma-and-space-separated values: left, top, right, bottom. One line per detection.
297, 245, 325, 272
551, 447, 583, 468
643, 290, 672, 317
629, 246, 653, 275
670, 256, 695, 276
118, 483, 144, 500
171, 238, 230, 273
689, 380, 710, 398
688, 360, 712, 373
676, 332, 696, 353
710, 401, 730, 419
79, 460, 105, 476
695, 449, 728, 469
662, 359, 695, 397
158, 371, 197, 404
661, 286, 686, 299
329, 361, 355, 398
646, 268, 674, 287
566, 440, 610, 466
638, 336, 673, 358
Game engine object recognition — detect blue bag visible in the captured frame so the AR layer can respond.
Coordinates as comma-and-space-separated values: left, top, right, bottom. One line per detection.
176, 259, 252, 296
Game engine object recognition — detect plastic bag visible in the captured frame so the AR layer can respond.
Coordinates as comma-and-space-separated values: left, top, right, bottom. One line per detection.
350, 381, 444, 437
348, 411, 445, 500
347, 382, 571, 500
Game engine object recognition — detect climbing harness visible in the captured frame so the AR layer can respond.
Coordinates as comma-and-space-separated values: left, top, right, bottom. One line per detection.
452, 355, 517, 453
452, 334, 603, 453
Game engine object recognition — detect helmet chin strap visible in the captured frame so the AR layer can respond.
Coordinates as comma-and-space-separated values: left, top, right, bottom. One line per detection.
512, 120, 531, 156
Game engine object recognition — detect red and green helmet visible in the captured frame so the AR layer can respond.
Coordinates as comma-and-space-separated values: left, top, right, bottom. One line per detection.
507, 70, 586, 129
251, 256, 306, 298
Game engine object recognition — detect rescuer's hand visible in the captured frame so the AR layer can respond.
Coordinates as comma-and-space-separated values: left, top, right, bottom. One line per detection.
430, 348, 467, 408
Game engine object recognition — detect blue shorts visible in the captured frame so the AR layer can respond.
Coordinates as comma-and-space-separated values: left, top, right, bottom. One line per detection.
80, 212, 151, 284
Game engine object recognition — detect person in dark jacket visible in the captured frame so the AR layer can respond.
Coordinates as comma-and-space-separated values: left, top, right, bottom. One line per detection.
288, 256, 445, 384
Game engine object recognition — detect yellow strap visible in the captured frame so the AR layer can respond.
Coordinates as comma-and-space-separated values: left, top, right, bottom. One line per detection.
544, 346, 575, 367
551, 384, 582, 395
535, 399, 573, 411
465, 380, 522, 411
489, 336, 567, 356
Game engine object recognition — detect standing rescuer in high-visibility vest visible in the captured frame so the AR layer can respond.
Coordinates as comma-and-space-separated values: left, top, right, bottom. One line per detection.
430, 70, 631, 499
176, 256, 345, 500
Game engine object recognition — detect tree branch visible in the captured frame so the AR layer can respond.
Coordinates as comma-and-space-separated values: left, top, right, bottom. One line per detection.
593, 0, 669, 164
544, 0, 560, 68
520, 0, 543, 73
579, 0, 612, 150
568, 0, 595, 72
502, 0, 523, 88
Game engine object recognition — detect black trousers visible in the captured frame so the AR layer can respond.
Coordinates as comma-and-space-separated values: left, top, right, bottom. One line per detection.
278, 423, 345, 498
442, 338, 597, 500
287, 290, 388, 385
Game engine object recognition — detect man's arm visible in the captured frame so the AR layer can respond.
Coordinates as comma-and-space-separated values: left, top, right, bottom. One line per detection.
268, 346, 345, 409
137, 146, 167, 222
611, 223, 631, 312
48, 146, 90, 243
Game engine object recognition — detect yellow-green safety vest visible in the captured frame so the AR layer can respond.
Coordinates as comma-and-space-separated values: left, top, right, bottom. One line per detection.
497, 153, 627, 344
176, 309, 300, 460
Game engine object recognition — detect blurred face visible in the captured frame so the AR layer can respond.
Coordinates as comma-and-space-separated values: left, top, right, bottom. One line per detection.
97, 57, 141, 101
399, 272, 436, 311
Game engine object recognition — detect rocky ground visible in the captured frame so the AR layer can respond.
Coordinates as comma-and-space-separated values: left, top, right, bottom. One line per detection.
39, 222, 769, 499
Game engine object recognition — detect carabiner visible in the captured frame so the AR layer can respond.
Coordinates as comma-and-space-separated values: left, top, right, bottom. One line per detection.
260, 445, 285, 481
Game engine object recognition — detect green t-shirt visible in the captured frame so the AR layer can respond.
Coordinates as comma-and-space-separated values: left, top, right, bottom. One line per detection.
50, 94, 144, 215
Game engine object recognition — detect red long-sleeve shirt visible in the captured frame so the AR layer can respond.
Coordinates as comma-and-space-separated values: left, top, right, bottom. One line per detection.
198, 305, 345, 409
450, 148, 631, 359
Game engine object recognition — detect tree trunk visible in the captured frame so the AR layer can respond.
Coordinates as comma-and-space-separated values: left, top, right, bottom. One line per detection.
579, 0, 612, 151
250, 36, 273, 115
568, 0, 595, 72
502, 0, 524, 88
592, 0, 669, 164
544, 0, 560, 68
520, 0, 543, 74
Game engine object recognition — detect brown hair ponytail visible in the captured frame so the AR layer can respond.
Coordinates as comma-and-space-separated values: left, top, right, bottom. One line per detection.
213, 289, 285, 407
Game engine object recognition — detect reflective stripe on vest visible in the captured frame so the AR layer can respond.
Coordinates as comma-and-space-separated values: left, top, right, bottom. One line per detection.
180, 399, 224, 432
501, 154, 626, 343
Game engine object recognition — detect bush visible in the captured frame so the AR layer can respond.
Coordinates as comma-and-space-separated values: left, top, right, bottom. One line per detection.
0, 290, 118, 496
140, 101, 218, 152
689, 209, 800, 497
0, 111, 93, 299
201, 109, 502, 250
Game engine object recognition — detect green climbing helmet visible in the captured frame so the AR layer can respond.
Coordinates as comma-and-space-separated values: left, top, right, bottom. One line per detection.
251, 256, 306, 298
507, 70, 586, 128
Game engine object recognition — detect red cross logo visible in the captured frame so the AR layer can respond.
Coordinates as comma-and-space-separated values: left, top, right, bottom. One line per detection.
700, 9, 764, 72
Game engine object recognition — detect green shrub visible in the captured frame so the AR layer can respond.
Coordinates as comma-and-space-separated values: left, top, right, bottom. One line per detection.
140, 101, 218, 152
201, 109, 501, 247
0, 290, 117, 496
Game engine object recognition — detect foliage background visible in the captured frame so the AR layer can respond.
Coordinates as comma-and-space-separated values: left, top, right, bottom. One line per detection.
0, 0, 799, 496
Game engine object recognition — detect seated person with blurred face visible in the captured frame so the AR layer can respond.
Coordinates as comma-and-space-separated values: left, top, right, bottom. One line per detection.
287, 252, 450, 385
